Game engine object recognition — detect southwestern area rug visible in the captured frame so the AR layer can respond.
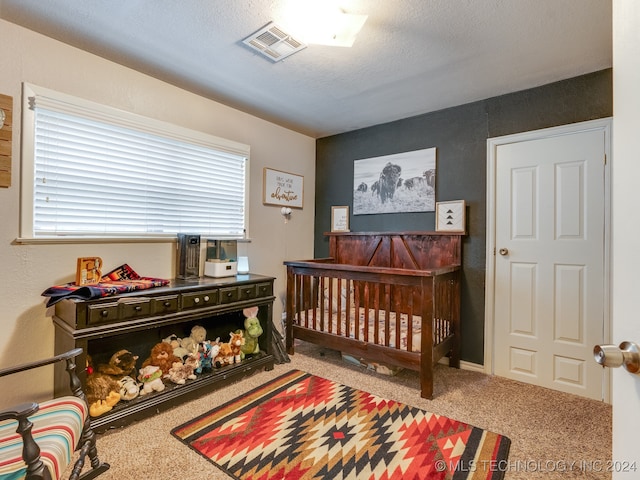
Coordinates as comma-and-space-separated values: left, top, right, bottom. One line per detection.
172, 370, 511, 480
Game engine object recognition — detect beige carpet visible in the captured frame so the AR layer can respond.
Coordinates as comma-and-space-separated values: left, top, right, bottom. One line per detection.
72, 341, 612, 480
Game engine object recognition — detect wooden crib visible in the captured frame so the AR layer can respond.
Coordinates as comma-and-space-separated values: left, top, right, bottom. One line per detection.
284, 231, 463, 399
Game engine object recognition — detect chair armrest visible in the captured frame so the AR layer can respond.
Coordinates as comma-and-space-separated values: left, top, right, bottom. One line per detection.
0, 348, 86, 407
0, 402, 39, 422
0, 401, 45, 478
0, 348, 83, 377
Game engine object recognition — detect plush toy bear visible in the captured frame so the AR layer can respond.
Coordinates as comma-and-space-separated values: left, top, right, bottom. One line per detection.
180, 325, 207, 356
85, 355, 121, 417
118, 375, 141, 401
239, 307, 263, 358
97, 349, 139, 379
142, 342, 182, 377
138, 365, 165, 395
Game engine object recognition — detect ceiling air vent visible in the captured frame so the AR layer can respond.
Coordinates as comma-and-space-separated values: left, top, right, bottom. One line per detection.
242, 22, 307, 62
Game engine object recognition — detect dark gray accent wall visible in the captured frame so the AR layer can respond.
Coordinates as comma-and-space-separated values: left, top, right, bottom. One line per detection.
314, 69, 612, 365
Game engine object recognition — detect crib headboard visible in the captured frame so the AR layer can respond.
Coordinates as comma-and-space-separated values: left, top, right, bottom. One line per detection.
325, 231, 463, 270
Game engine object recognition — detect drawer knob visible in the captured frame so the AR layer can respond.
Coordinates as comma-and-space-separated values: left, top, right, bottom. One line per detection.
134, 305, 142, 312
100, 310, 109, 317
245, 289, 251, 294
204, 295, 210, 302
194, 297, 200, 304
227, 292, 232, 297
163, 301, 171, 307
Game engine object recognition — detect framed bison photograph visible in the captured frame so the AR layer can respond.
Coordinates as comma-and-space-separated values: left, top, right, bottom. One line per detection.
353, 147, 436, 215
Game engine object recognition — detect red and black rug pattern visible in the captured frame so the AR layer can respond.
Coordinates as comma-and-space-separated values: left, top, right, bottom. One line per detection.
172, 370, 511, 480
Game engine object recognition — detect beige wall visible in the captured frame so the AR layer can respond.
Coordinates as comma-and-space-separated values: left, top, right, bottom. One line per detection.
0, 19, 315, 406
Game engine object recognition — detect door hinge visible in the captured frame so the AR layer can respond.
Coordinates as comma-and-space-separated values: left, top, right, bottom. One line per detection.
604, 154, 607, 165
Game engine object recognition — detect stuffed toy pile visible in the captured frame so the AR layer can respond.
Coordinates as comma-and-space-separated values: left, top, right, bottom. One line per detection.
85, 318, 260, 411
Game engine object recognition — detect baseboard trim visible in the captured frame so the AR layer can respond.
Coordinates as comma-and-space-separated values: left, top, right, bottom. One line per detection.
439, 357, 484, 373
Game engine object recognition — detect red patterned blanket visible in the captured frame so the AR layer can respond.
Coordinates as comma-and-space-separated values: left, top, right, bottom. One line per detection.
41, 264, 170, 307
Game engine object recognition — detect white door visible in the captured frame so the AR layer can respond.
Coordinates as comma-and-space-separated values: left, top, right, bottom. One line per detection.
612, 1, 640, 475
487, 120, 610, 401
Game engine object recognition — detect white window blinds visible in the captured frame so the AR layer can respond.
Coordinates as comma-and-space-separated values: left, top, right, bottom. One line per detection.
22, 83, 250, 240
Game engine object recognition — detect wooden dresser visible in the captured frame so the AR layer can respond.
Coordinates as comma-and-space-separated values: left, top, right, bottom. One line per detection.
52, 274, 275, 432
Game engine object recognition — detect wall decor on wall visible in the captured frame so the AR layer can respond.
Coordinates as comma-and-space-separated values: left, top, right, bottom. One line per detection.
353, 147, 436, 215
263, 167, 304, 209
0, 93, 12, 188
435, 200, 466, 233
331, 206, 350, 232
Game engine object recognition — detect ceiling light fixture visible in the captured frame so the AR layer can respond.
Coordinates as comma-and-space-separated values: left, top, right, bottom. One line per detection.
305, 11, 367, 47
280, 3, 368, 48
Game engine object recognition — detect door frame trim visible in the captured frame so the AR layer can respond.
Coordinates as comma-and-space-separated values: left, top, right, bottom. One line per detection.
484, 118, 612, 402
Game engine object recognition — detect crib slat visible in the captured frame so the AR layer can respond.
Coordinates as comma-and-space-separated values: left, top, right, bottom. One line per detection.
345, 278, 351, 339
406, 288, 414, 352
384, 284, 391, 348
363, 283, 370, 343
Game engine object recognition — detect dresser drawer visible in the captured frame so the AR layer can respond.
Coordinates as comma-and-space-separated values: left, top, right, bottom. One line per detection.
256, 282, 273, 298
219, 286, 239, 304
182, 290, 218, 310
239, 284, 258, 301
87, 302, 120, 325
120, 299, 151, 320
151, 295, 179, 315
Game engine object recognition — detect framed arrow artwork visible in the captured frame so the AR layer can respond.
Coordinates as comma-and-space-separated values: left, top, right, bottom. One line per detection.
435, 200, 466, 232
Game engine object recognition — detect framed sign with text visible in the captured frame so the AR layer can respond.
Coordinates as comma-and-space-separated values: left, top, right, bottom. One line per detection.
331, 206, 350, 232
263, 168, 304, 208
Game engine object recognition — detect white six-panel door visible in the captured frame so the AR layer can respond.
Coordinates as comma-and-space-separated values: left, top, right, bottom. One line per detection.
487, 120, 610, 401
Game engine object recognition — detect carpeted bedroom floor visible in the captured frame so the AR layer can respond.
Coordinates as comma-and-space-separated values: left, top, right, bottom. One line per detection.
76, 341, 612, 480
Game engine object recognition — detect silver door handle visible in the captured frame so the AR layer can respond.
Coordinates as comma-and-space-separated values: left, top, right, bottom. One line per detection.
593, 342, 640, 374
499, 248, 509, 256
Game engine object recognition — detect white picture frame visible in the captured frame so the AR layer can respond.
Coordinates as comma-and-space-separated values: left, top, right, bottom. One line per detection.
262, 167, 304, 208
436, 200, 466, 232
331, 206, 350, 232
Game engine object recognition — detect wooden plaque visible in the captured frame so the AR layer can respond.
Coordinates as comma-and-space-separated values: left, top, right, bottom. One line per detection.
0, 93, 12, 188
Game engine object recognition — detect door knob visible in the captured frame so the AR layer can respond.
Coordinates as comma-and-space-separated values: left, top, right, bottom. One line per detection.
593, 341, 640, 374
499, 248, 509, 256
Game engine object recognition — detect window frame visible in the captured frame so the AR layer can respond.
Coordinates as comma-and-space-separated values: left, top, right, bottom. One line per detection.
19, 83, 251, 243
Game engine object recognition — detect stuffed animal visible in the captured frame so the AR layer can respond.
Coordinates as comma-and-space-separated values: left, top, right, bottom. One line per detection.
164, 360, 197, 385
239, 307, 263, 358
118, 375, 141, 401
138, 365, 165, 395
163, 334, 190, 360
195, 340, 219, 374
85, 355, 121, 417
142, 342, 182, 377
214, 341, 235, 367
228, 331, 245, 364
180, 325, 207, 356
183, 353, 199, 376
97, 349, 139, 379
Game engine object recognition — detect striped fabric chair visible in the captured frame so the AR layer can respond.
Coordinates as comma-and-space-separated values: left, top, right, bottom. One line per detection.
0, 348, 109, 480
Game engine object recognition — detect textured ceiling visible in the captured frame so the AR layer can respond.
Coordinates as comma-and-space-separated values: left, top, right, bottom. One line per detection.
0, 0, 612, 138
